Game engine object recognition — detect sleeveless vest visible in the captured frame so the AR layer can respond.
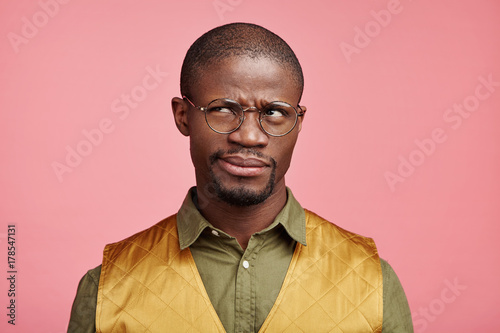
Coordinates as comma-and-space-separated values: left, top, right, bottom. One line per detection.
96, 210, 383, 332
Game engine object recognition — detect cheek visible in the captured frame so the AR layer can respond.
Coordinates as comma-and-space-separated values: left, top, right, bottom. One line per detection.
187, 113, 211, 166
272, 135, 299, 176
189, 135, 212, 171
188, 125, 223, 173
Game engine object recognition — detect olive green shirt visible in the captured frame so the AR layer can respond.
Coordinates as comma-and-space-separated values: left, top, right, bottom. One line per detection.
68, 188, 413, 332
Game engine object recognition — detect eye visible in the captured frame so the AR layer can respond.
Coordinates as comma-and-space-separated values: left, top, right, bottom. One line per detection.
262, 102, 294, 118
264, 108, 288, 117
208, 106, 237, 115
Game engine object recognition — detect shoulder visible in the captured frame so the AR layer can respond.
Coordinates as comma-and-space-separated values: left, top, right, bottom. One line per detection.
86, 265, 102, 285
104, 214, 177, 259
74, 265, 102, 290
304, 209, 377, 249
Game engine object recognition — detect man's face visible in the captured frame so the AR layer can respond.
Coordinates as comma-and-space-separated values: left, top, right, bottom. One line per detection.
177, 56, 304, 206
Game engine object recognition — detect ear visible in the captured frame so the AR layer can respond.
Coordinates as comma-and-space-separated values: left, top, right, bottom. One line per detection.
297, 105, 306, 133
172, 97, 190, 136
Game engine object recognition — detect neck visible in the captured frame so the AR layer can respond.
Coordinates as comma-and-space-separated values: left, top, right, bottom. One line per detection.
196, 184, 287, 249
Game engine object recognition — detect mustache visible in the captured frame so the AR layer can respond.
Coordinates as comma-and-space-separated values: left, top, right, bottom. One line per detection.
209, 148, 276, 168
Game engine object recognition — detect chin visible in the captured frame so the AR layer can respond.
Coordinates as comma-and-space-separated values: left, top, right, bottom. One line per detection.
211, 173, 276, 207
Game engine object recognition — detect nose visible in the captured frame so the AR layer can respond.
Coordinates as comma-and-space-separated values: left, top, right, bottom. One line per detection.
227, 109, 269, 148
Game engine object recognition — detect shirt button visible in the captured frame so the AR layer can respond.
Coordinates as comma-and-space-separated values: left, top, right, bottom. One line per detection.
242, 260, 250, 269
211, 230, 219, 237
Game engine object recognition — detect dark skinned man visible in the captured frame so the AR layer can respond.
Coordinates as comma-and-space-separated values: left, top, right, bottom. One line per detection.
68, 23, 413, 333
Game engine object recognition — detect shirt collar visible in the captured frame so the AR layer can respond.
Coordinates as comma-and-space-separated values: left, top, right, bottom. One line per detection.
176, 187, 307, 250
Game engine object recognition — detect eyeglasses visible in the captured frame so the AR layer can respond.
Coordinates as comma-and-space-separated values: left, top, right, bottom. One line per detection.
183, 96, 305, 137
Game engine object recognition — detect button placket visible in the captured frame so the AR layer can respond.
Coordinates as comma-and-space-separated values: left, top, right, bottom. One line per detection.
234, 236, 265, 333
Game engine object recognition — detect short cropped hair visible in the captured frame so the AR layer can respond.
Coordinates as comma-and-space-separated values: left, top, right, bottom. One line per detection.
180, 23, 304, 101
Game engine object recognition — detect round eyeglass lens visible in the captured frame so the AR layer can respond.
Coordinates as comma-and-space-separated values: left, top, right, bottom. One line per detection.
205, 99, 243, 133
260, 102, 298, 136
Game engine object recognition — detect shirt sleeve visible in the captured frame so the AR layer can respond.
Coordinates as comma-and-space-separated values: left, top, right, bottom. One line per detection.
67, 265, 101, 333
381, 258, 414, 332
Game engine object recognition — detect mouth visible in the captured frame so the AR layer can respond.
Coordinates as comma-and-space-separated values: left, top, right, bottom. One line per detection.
217, 155, 270, 177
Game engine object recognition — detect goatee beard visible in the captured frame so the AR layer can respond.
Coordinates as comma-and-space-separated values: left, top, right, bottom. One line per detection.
208, 148, 277, 206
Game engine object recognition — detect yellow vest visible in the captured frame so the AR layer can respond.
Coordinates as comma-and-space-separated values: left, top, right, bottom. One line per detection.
96, 210, 383, 332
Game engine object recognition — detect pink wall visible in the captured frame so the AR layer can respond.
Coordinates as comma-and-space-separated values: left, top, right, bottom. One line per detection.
1, 0, 499, 332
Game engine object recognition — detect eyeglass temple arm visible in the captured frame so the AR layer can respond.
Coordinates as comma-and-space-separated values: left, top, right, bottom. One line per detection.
182, 96, 205, 110
297, 105, 306, 116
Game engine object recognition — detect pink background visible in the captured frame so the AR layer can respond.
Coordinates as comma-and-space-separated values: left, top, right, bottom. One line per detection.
1, 0, 499, 332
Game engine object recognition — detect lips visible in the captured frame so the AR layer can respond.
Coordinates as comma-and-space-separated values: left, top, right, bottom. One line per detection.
217, 155, 269, 177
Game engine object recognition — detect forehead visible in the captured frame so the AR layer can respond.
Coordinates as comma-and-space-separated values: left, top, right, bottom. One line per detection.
192, 56, 301, 104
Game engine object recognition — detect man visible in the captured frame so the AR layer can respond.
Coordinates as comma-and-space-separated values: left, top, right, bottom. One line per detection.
68, 23, 413, 332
